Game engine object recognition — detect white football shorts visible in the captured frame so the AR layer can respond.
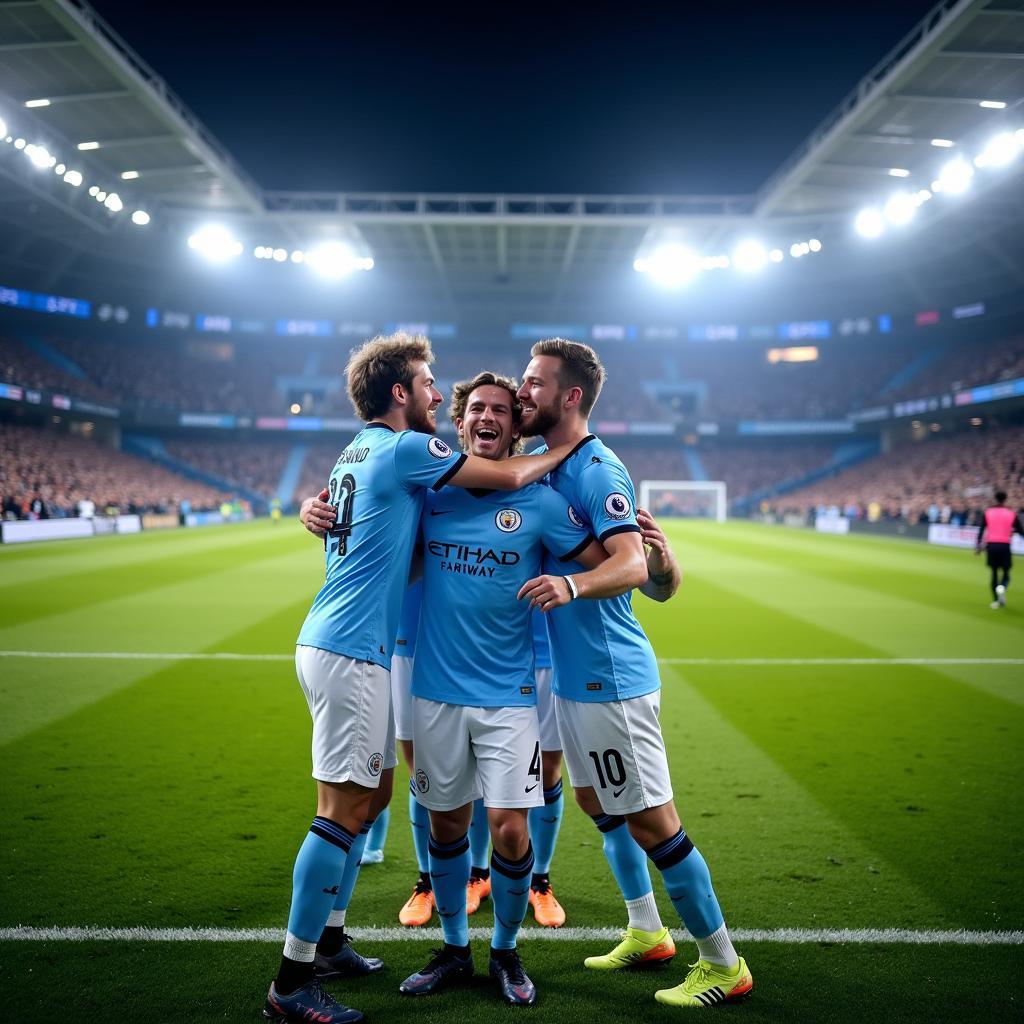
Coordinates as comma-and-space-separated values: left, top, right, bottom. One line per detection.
295, 645, 398, 787
411, 697, 543, 811
534, 667, 561, 752
555, 691, 673, 815
390, 653, 414, 742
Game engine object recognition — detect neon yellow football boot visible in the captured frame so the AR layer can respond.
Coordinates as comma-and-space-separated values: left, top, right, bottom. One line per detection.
655, 957, 753, 1007
583, 926, 676, 969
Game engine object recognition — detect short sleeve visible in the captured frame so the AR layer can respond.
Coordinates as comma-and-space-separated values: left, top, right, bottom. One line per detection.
394, 432, 467, 493
539, 486, 594, 562
576, 460, 642, 543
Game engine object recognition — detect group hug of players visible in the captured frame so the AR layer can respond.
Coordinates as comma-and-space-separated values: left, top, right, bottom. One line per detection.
262, 335, 754, 1023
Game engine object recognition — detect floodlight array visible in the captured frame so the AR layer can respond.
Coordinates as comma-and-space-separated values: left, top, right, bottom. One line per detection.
854, 127, 1023, 239
634, 232, 824, 287
0, 107, 374, 278
1, 110, 151, 228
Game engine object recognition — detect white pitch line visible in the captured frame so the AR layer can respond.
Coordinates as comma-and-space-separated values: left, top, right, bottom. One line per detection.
1, 925, 1021, 945
0, 651, 1021, 667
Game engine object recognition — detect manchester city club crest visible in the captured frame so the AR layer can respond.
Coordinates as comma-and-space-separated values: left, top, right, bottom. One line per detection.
496, 508, 522, 532
366, 752, 383, 776
415, 768, 430, 794
605, 492, 631, 520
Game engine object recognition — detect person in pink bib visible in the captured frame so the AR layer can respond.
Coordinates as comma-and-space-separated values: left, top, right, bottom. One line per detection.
975, 490, 1024, 609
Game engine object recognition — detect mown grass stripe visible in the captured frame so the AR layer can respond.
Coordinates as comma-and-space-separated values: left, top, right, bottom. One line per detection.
2, 651, 1021, 666
2, 925, 1021, 945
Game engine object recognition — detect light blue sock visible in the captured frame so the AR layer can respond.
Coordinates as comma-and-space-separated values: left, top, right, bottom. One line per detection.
490, 844, 534, 949
528, 780, 563, 875
286, 817, 353, 947
366, 806, 389, 852
409, 780, 430, 873
469, 797, 490, 870
428, 832, 471, 947
592, 813, 653, 901
332, 818, 370, 914
648, 830, 724, 939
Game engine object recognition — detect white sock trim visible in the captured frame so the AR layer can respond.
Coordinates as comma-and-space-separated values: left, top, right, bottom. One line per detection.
625, 892, 663, 933
283, 932, 317, 962
696, 923, 738, 968
326, 909, 346, 928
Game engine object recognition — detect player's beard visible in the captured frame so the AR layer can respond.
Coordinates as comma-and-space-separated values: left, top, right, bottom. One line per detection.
406, 394, 437, 434
519, 398, 561, 438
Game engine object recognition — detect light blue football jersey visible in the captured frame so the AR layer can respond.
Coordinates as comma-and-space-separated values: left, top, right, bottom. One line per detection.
536, 435, 660, 703
394, 579, 423, 658
531, 608, 552, 670
297, 425, 466, 668
412, 483, 591, 707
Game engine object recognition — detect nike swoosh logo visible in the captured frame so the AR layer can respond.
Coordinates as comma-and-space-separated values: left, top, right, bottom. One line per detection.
430, 509, 453, 516
525, 783, 539, 793
612, 786, 626, 798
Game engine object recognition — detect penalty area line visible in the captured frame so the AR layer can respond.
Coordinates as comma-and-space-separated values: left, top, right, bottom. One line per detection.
1, 926, 1022, 945
0, 651, 1021, 667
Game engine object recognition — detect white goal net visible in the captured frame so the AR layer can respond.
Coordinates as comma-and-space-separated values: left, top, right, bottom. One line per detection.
638, 480, 727, 522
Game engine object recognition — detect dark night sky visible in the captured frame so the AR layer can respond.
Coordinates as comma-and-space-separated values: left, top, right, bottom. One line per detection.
89, 1, 938, 195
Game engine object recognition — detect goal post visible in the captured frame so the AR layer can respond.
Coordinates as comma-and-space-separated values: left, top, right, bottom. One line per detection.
638, 480, 727, 523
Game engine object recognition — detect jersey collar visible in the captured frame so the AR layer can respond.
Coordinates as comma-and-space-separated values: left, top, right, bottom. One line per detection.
364, 421, 396, 432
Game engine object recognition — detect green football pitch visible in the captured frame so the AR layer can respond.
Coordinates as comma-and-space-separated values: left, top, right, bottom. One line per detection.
1, 518, 1021, 1023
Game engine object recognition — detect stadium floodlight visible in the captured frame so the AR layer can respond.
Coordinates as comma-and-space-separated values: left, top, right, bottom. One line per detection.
884, 192, 917, 226
290, 250, 305, 264
636, 243, 701, 286
808, 238, 822, 252
930, 138, 954, 148
77, 141, 99, 150
854, 207, 885, 238
306, 240, 365, 278
63, 169, 82, 186
937, 157, 973, 194
273, 247, 287, 262
769, 248, 783, 263
979, 100, 1006, 110
88, 185, 98, 196
974, 132, 1020, 169
789, 242, 803, 258
121, 170, 139, 180
253, 246, 267, 258
24, 98, 51, 108
733, 239, 767, 272
54, 162, 65, 174
103, 192, 123, 212
187, 223, 243, 262
25, 144, 53, 169
916, 188, 932, 202
131, 210, 150, 226
13, 137, 25, 149
887, 168, 910, 177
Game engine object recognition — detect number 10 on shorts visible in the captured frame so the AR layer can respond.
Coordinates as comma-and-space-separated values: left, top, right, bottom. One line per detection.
588, 748, 626, 790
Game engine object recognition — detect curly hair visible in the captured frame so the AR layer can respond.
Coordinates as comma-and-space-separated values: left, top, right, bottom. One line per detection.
346, 332, 434, 421
449, 370, 523, 456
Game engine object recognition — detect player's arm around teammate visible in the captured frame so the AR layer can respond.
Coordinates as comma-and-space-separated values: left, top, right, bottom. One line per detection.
636, 507, 681, 601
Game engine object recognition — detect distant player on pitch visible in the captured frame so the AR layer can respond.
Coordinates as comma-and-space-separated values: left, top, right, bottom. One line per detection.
975, 489, 1023, 609
516, 338, 753, 1008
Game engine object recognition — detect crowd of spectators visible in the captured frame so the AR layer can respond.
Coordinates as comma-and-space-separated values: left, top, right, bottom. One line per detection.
775, 424, 1024, 525
1, 336, 114, 404
886, 334, 1024, 401
163, 439, 289, 498
700, 444, 837, 501
3, 327, 1022, 425
0, 422, 229, 520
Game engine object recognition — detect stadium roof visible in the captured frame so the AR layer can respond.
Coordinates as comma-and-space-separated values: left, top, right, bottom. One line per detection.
0, 0, 1022, 318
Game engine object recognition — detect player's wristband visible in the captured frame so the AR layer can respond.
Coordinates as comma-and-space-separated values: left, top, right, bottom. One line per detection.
564, 575, 579, 601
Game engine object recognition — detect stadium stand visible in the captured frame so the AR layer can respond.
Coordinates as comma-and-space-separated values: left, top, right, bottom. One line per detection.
885, 334, 1024, 401
776, 423, 1024, 524
700, 444, 839, 502
1, 335, 114, 404
162, 439, 290, 498
0, 421, 230, 519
